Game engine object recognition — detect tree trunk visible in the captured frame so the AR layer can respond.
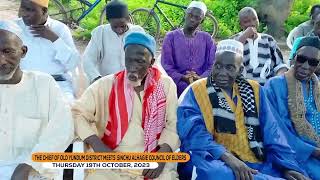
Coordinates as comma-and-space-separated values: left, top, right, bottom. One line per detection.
256, 0, 294, 39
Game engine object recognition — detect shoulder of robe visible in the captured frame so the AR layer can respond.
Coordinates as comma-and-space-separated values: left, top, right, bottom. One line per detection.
47, 18, 72, 34
89, 74, 115, 91
24, 71, 55, 82
130, 25, 144, 33
159, 74, 174, 85
190, 78, 207, 93
91, 24, 111, 36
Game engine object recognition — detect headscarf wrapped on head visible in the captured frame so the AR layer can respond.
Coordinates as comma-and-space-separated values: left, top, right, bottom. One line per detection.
289, 36, 320, 62
106, 0, 129, 20
0, 20, 23, 40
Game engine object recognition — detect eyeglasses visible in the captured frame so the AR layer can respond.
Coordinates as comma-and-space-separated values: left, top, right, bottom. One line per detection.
296, 55, 320, 66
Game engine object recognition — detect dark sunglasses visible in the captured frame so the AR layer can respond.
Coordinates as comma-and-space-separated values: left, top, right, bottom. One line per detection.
296, 55, 320, 66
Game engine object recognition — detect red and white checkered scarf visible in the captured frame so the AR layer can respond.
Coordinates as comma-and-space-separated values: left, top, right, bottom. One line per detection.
102, 67, 167, 152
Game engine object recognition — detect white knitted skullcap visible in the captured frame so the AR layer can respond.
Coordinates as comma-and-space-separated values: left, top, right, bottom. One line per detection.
216, 39, 244, 57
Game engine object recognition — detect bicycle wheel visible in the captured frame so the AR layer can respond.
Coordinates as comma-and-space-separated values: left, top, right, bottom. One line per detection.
200, 12, 219, 38
130, 8, 161, 42
48, 0, 69, 24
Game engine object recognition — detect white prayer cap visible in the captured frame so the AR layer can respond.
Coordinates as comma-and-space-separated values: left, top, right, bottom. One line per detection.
187, 1, 207, 15
0, 20, 23, 40
216, 39, 244, 57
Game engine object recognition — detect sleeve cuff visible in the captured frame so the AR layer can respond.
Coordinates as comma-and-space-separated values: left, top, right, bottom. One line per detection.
297, 142, 316, 163
209, 147, 227, 160
200, 70, 211, 78
158, 130, 181, 152
274, 64, 288, 73
170, 72, 184, 84
75, 117, 97, 141
78, 126, 96, 142
53, 38, 72, 64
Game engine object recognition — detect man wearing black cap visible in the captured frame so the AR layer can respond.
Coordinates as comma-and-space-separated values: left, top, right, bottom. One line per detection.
265, 36, 320, 180
83, 0, 144, 84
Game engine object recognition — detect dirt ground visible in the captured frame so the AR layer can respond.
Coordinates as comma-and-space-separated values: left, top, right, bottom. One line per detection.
0, 0, 290, 60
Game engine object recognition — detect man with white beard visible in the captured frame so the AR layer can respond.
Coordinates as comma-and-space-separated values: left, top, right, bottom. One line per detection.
0, 21, 74, 180
72, 32, 180, 180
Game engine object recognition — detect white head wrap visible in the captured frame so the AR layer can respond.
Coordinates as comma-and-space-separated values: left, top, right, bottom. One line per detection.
0, 20, 23, 40
187, 1, 207, 15
216, 39, 244, 57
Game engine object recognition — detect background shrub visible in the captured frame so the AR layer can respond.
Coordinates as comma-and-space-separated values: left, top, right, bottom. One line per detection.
60, 0, 318, 40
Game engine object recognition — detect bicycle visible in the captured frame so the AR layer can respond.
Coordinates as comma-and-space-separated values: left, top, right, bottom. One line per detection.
49, 0, 132, 27
130, 0, 219, 41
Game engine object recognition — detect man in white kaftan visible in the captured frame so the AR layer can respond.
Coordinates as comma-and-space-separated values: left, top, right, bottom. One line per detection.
0, 20, 74, 180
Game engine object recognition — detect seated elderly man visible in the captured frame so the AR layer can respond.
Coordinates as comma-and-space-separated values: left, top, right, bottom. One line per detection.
177, 39, 309, 180
265, 36, 320, 180
0, 21, 74, 180
72, 32, 180, 180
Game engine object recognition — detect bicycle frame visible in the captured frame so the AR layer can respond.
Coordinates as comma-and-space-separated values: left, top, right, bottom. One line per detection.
151, 0, 187, 29
76, 0, 102, 23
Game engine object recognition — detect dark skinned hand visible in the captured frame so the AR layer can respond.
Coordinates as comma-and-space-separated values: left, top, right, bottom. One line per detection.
221, 152, 258, 180
84, 135, 113, 152
188, 71, 201, 81
30, 25, 59, 42
283, 170, 310, 180
238, 27, 258, 44
11, 163, 32, 180
181, 73, 193, 84
142, 143, 172, 179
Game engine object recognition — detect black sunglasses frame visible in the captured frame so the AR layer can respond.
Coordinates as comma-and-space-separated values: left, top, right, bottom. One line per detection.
296, 55, 320, 67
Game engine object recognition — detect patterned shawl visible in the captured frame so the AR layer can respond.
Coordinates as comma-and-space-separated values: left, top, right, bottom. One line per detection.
207, 74, 265, 161
102, 67, 167, 152
285, 69, 320, 146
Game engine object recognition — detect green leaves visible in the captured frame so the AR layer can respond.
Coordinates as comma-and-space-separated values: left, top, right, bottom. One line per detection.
57, 0, 316, 39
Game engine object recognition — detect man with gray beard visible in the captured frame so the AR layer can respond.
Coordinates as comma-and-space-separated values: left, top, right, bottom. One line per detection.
0, 21, 74, 180
73, 32, 180, 180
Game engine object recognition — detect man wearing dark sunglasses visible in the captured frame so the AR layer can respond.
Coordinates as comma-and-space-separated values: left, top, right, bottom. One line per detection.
264, 36, 320, 180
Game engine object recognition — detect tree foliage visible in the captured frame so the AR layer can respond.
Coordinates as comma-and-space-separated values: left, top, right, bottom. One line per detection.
63, 0, 318, 39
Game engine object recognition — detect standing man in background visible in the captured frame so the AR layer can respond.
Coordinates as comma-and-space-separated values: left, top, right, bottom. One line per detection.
83, 0, 144, 84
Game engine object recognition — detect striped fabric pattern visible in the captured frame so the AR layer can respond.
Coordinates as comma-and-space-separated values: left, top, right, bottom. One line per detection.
232, 33, 287, 85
